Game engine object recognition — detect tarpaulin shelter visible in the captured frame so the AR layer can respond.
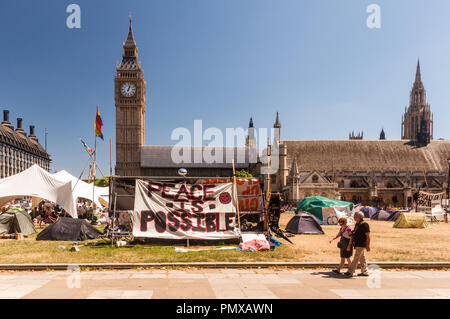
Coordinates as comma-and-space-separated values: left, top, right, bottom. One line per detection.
36, 217, 102, 241
296, 196, 354, 223
370, 210, 390, 221
0, 207, 36, 236
0, 165, 78, 218
285, 212, 324, 234
53, 170, 109, 207
393, 213, 429, 229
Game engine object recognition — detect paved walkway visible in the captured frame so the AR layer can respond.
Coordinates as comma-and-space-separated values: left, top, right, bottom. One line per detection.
1, 268, 450, 299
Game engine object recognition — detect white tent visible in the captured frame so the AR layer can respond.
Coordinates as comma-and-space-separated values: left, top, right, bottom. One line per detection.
0, 165, 78, 218
53, 170, 109, 207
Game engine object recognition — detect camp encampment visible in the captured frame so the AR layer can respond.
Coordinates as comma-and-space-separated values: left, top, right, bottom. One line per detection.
285, 212, 324, 234
371, 210, 391, 221
361, 207, 378, 219
36, 217, 102, 241
393, 212, 429, 229
53, 170, 109, 207
296, 196, 353, 224
0, 207, 36, 236
0, 165, 78, 218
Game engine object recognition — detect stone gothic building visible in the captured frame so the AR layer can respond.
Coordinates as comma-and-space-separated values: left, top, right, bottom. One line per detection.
114, 18, 250, 177
0, 110, 51, 178
113, 19, 450, 206
270, 61, 450, 207
402, 60, 433, 144
114, 17, 146, 177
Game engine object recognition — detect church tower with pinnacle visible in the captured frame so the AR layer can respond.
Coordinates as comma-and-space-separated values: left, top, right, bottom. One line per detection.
115, 16, 147, 176
401, 60, 433, 142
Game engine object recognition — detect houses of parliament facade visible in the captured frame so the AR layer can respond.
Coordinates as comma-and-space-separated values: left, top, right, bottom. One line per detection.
114, 19, 450, 207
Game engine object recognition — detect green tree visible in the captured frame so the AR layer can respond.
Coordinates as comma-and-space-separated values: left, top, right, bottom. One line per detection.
234, 169, 253, 178
87, 176, 113, 187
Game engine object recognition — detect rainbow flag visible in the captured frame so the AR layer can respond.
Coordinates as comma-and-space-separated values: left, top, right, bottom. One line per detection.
95, 106, 104, 140
79, 137, 93, 154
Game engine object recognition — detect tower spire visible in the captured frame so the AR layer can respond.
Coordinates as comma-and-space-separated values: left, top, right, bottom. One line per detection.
248, 116, 254, 128
124, 14, 136, 48
274, 112, 281, 128
415, 58, 422, 84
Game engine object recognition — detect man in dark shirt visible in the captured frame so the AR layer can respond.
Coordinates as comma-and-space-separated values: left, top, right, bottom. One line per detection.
344, 212, 370, 277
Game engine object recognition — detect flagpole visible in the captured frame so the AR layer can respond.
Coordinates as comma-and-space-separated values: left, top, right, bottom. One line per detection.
92, 105, 98, 212
92, 135, 96, 214
45, 128, 48, 151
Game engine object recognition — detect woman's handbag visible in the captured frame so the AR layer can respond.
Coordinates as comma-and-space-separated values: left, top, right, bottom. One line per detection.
337, 226, 349, 249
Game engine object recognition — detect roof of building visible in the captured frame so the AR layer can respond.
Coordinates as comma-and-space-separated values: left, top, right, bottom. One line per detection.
141, 145, 250, 169
123, 16, 137, 48
117, 58, 139, 70
0, 123, 50, 159
283, 140, 450, 174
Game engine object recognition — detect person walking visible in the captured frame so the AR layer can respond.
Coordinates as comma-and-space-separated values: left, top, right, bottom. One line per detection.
344, 211, 371, 277
329, 217, 353, 274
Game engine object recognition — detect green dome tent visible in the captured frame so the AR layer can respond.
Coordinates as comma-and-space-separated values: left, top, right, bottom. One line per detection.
295, 196, 354, 223
0, 207, 36, 236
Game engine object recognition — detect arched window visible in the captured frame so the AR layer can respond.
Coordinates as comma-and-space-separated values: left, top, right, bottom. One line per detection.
312, 175, 319, 183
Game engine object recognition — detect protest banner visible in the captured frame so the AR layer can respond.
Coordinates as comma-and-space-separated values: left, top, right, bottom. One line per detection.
131, 180, 239, 239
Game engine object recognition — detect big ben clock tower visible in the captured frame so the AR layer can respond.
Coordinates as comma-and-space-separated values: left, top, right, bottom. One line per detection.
115, 16, 146, 176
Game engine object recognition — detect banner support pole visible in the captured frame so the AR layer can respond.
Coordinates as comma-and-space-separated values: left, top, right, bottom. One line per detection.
232, 159, 241, 233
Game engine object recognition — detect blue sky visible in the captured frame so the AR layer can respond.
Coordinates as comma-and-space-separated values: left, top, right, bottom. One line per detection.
0, 0, 449, 177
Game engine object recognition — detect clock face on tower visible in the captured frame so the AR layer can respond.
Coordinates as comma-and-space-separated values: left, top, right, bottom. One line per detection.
121, 82, 136, 97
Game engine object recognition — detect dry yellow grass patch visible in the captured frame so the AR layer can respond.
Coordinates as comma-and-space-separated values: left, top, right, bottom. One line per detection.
279, 212, 450, 262
0, 212, 448, 263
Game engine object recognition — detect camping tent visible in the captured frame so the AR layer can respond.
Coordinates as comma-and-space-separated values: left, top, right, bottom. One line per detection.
361, 207, 378, 219
370, 210, 390, 221
386, 211, 401, 221
430, 205, 446, 222
285, 212, 324, 234
0, 165, 78, 218
36, 217, 102, 241
393, 212, 429, 228
53, 170, 109, 207
296, 196, 354, 224
0, 207, 36, 236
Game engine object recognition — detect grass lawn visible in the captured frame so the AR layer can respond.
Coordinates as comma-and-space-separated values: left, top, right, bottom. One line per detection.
0, 212, 449, 264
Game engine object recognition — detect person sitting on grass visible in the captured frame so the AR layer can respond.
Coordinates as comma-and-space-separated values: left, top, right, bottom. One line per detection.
39, 205, 57, 226
329, 217, 353, 274
344, 211, 371, 278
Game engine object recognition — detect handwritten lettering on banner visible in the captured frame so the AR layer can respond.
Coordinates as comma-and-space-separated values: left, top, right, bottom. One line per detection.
131, 180, 239, 239
199, 178, 261, 212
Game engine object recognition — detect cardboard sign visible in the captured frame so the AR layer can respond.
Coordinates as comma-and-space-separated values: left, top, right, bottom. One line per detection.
131, 180, 239, 239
